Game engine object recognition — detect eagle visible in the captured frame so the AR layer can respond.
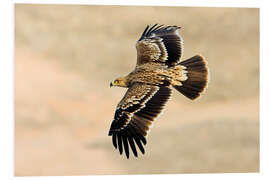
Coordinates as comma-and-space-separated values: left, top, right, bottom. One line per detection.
108, 24, 209, 158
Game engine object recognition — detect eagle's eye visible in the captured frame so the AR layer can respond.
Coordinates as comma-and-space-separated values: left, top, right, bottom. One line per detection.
114, 80, 120, 84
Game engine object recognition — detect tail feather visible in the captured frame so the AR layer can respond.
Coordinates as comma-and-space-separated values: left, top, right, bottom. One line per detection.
174, 55, 209, 100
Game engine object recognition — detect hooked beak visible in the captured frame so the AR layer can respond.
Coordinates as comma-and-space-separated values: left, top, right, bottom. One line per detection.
110, 82, 113, 87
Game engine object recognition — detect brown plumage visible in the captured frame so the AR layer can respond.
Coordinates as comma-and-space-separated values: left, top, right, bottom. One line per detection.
109, 24, 209, 158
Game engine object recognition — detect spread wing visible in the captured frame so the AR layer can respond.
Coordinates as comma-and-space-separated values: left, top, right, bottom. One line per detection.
136, 24, 184, 67
108, 83, 172, 158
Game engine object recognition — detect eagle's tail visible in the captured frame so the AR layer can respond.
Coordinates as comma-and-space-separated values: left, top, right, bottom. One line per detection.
173, 55, 209, 100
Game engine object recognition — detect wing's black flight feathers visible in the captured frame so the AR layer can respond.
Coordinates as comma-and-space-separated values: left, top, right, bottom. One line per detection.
109, 86, 171, 158
138, 24, 182, 67
139, 24, 180, 41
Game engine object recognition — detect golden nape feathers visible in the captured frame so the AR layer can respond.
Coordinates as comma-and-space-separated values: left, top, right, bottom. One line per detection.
109, 24, 209, 158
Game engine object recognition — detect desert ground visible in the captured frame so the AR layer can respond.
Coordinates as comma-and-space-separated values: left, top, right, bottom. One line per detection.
15, 5, 259, 176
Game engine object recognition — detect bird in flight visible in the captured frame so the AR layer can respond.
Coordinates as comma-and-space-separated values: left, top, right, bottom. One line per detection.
108, 24, 209, 158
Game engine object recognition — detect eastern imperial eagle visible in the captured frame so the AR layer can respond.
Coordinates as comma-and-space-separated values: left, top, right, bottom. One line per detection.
108, 24, 209, 158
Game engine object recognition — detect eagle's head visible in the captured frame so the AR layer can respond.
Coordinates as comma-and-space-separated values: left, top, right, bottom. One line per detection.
110, 77, 128, 88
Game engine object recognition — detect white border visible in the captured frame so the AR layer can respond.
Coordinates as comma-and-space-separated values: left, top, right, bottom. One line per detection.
1, 0, 268, 179
0, 0, 14, 179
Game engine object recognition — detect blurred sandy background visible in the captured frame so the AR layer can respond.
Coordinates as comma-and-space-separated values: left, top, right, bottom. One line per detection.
15, 4, 259, 176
